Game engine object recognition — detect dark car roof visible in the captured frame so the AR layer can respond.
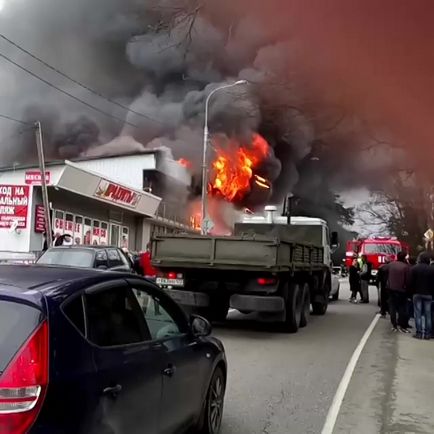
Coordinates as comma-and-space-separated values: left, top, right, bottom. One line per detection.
0, 265, 137, 306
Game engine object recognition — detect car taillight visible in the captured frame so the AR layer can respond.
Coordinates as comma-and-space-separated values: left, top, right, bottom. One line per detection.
168, 272, 177, 279
257, 277, 277, 286
0, 320, 49, 434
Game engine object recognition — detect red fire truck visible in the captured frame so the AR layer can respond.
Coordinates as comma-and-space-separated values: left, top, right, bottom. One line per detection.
345, 237, 410, 280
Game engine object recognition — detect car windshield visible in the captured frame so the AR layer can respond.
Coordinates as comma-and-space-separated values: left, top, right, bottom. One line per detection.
364, 244, 400, 255
37, 249, 95, 267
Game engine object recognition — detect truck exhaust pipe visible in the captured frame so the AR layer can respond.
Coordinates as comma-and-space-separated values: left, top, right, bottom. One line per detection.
264, 205, 277, 223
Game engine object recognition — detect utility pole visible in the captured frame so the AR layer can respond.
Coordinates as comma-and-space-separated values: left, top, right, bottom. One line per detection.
35, 122, 53, 248
200, 80, 247, 234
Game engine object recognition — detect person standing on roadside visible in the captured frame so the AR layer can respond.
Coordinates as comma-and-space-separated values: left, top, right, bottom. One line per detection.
387, 251, 411, 333
376, 256, 392, 317
410, 252, 434, 340
359, 255, 371, 303
404, 256, 417, 329
349, 258, 361, 303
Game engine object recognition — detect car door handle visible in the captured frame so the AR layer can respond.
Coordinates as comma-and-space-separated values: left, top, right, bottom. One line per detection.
103, 384, 122, 398
162, 365, 176, 377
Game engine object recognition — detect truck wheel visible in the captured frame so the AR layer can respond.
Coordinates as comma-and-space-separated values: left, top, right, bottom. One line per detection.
282, 283, 302, 333
299, 283, 310, 328
311, 274, 330, 315
312, 300, 327, 315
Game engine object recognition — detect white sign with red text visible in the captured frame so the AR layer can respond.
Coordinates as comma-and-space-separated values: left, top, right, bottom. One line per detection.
25, 171, 51, 186
94, 180, 139, 208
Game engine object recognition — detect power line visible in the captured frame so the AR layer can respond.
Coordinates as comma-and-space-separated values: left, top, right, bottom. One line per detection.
0, 113, 31, 126
0, 51, 138, 128
0, 34, 163, 126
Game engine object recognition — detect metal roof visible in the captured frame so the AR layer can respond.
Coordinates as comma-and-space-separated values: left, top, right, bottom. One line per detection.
0, 149, 163, 173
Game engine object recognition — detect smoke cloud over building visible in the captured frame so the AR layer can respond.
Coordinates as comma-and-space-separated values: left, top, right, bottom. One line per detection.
0, 0, 433, 230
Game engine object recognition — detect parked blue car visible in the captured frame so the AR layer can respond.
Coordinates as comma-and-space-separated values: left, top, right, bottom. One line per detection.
0, 265, 226, 434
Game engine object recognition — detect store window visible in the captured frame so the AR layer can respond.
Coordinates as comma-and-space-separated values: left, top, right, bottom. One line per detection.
53, 210, 64, 238
110, 224, 120, 247
121, 227, 129, 249
84, 218, 92, 245
92, 220, 100, 245
74, 216, 83, 245
100, 222, 109, 245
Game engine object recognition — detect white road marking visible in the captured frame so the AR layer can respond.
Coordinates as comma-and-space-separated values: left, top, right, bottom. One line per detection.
321, 313, 380, 434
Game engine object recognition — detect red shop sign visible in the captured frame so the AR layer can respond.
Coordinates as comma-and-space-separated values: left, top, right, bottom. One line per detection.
25, 170, 51, 185
34, 205, 46, 233
0, 185, 29, 229
94, 180, 139, 208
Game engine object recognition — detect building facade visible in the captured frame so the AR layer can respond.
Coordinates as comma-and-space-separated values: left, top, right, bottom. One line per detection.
0, 151, 196, 261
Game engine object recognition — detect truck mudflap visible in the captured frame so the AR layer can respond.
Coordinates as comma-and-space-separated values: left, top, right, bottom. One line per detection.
164, 289, 210, 307
230, 294, 285, 313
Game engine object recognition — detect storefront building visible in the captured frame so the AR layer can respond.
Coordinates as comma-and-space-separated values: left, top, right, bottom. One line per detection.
0, 153, 195, 261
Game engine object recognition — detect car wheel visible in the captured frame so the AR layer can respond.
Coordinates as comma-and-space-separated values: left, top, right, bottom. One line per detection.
199, 367, 225, 434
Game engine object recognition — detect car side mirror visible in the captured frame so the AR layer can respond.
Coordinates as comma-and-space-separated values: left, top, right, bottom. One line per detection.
191, 315, 212, 337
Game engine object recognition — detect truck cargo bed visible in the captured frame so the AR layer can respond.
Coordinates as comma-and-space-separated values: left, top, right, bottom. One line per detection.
152, 234, 325, 272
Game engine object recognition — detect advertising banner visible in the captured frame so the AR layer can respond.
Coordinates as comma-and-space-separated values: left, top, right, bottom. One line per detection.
83, 219, 92, 245
95, 179, 139, 208
0, 185, 30, 229
34, 205, 46, 233
25, 171, 51, 186
100, 223, 109, 245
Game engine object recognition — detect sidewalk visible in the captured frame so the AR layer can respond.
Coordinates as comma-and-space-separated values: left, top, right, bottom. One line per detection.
333, 317, 434, 434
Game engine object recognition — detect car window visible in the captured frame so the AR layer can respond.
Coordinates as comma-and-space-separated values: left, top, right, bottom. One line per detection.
95, 250, 108, 269
107, 248, 123, 267
84, 285, 150, 347
132, 287, 183, 341
63, 296, 85, 335
37, 249, 95, 267
0, 299, 43, 372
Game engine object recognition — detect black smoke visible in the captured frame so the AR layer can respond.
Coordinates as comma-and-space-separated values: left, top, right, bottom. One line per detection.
0, 0, 408, 238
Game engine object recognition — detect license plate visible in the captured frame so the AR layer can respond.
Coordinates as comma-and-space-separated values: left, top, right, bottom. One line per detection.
156, 278, 184, 287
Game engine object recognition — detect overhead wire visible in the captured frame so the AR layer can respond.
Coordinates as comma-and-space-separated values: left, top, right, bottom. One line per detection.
0, 51, 138, 128
0, 34, 163, 126
0, 113, 32, 126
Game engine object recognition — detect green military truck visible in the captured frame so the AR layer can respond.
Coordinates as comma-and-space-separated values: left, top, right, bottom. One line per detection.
152, 206, 338, 333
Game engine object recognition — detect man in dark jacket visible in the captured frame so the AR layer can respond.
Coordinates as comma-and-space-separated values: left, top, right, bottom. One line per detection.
385, 251, 411, 333
359, 255, 371, 303
376, 256, 392, 317
410, 252, 434, 339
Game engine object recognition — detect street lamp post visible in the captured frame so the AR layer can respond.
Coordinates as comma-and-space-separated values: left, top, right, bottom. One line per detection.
200, 80, 248, 235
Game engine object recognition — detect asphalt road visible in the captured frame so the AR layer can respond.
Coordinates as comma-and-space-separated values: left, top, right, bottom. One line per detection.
214, 280, 378, 434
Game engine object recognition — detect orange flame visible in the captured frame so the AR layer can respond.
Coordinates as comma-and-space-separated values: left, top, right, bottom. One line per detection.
209, 133, 270, 202
177, 158, 192, 169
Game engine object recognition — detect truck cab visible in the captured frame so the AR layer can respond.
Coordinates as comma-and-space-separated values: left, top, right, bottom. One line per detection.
236, 206, 337, 267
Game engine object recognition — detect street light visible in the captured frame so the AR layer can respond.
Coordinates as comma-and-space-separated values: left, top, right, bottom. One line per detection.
200, 80, 248, 234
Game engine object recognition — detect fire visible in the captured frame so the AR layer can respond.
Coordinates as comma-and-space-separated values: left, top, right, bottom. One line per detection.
189, 212, 201, 230
254, 175, 270, 189
178, 158, 192, 169
209, 133, 270, 202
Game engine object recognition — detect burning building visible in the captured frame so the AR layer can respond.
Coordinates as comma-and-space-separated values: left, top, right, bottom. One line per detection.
1, 0, 426, 241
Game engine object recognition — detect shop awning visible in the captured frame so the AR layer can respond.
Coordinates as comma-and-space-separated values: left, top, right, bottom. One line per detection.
51, 161, 161, 217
